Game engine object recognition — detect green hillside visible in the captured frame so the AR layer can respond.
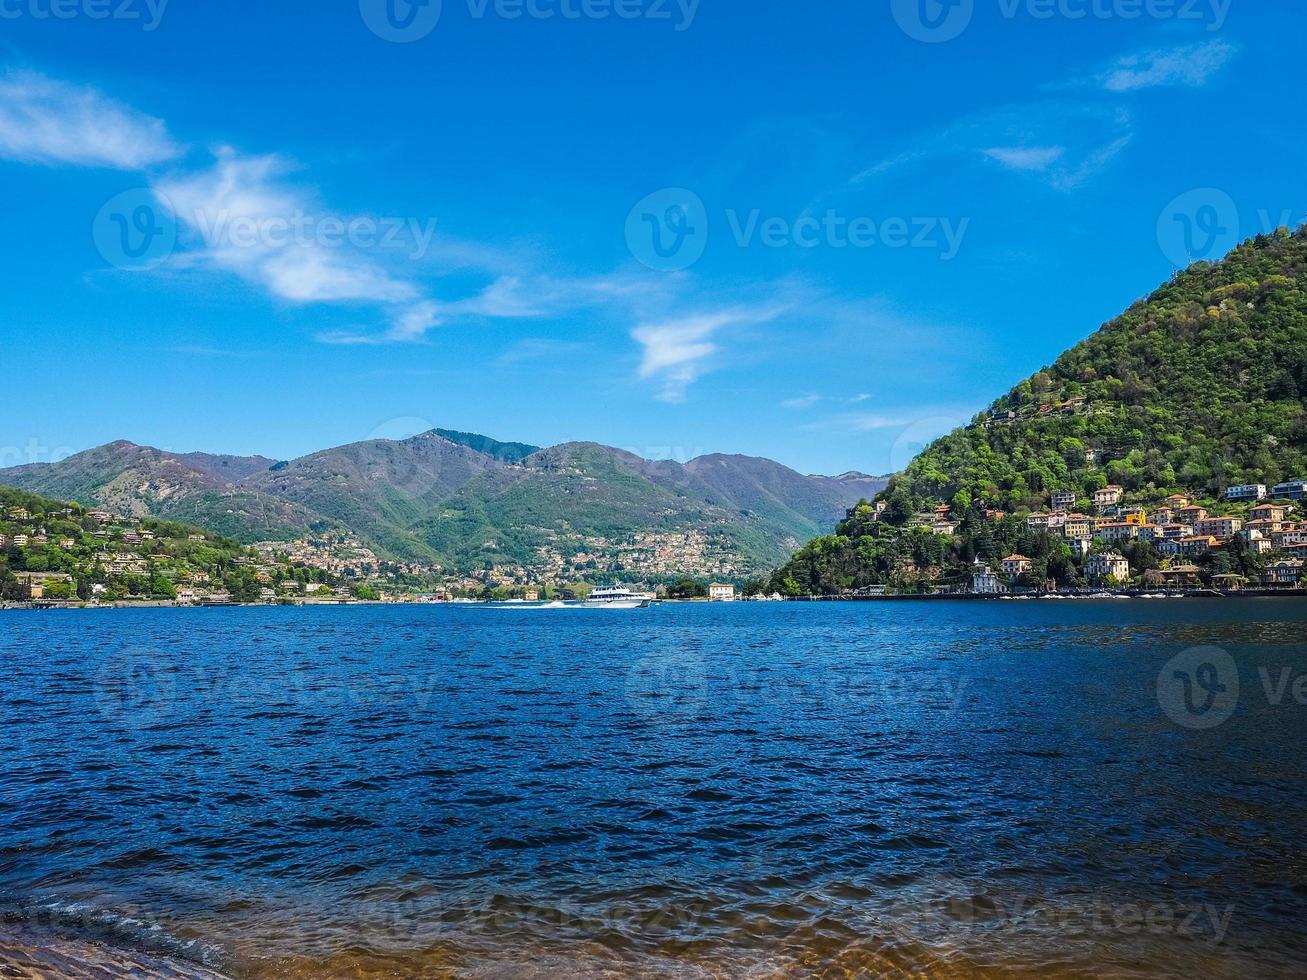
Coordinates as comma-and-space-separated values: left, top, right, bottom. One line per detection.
769, 227, 1307, 595
0, 486, 343, 603
885, 227, 1307, 517
1, 431, 886, 579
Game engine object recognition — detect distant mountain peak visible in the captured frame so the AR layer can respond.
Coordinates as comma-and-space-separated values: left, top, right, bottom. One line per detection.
431, 428, 540, 464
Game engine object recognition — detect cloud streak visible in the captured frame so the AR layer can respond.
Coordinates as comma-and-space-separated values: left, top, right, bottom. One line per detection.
0, 70, 180, 169
633, 306, 782, 403
1098, 41, 1237, 93
854, 101, 1133, 192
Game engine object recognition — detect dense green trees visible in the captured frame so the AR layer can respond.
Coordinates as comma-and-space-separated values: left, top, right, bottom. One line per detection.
0, 486, 342, 603
883, 228, 1307, 514
771, 228, 1307, 595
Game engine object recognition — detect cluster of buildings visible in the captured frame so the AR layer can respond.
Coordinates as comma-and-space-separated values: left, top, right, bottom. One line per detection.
968, 484, 1307, 592
1, 502, 357, 605
252, 535, 389, 579
531, 528, 743, 584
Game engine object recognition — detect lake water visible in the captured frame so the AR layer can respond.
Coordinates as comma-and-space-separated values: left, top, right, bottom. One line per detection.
2, 601, 1306, 978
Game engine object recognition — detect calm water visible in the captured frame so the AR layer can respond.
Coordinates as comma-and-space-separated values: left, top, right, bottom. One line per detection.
2, 601, 1306, 978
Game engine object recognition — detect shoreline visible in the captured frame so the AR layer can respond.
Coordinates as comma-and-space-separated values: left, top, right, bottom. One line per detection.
4, 590, 1305, 611
0, 922, 230, 980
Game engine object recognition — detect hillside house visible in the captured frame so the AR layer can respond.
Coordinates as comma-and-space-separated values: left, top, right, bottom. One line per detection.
1001, 555, 1033, 580
1264, 559, 1304, 587
1086, 552, 1130, 583
1273, 528, 1307, 549
1225, 484, 1267, 502
1194, 516, 1243, 540
1026, 513, 1053, 532
1250, 504, 1291, 524
1051, 490, 1077, 512
14, 572, 73, 600
1239, 529, 1273, 555
1093, 486, 1124, 509
1145, 565, 1203, 588
1271, 480, 1307, 501
1094, 522, 1141, 544
971, 561, 1004, 594
1062, 515, 1093, 539
1179, 535, 1219, 556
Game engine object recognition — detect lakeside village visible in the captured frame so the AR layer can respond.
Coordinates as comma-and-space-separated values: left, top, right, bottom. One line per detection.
874, 477, 1307, 597
5, 475, 1307, 608
0, 490, 749, 608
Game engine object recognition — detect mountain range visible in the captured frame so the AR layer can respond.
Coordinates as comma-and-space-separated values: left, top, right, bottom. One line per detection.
0, 430, 887, 577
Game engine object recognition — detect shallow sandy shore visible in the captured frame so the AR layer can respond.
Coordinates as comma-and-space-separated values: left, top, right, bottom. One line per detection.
0, 925, 230, 979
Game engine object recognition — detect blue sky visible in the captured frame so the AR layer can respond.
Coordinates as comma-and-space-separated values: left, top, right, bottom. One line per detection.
1, 0, 1303, 476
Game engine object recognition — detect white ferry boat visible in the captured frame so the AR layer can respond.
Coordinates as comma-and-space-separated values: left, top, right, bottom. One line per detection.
584, 587, 652, 609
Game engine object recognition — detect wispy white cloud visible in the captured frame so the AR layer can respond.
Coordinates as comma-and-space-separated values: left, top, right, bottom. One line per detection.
633, 305, 782, 403
799, 412, 919, 433
496, 337, 592, 366
154, 147, 442, 342
1098, 40, 1237, 93
853, 102, 1133, 192
0, 70, 180, 169
983, 145, 1065, 173
780, 394, 822, 410
156, 149, 417, 303
163, 345, 259, 358
445, 270, 672, 321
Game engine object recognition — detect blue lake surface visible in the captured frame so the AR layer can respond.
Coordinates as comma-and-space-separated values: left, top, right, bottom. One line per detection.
2, 600, 1306, 977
